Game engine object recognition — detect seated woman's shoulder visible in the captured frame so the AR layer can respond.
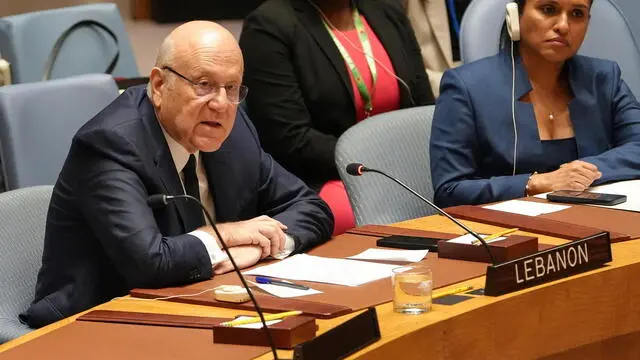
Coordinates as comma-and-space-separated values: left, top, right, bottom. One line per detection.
442, 53, 511, 86
570, 55, 618, 75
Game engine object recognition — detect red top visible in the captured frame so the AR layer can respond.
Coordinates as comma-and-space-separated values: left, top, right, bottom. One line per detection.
333, 16, 401, 122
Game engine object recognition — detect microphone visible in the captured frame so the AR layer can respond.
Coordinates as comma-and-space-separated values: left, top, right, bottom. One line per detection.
148, 194, 280, 359
345, 163, 497, 265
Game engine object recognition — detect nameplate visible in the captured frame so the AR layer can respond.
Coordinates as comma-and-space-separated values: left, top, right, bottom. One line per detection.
293, 308, 380, 360
484, 232, 612, 296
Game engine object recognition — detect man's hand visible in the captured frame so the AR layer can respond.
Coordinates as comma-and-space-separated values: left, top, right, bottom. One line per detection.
213, 245, 263, 275
528, 160, 602, 194
197, 215, 288, 257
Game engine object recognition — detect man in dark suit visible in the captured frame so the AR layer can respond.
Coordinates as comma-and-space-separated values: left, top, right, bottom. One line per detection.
21, 21, 333, 328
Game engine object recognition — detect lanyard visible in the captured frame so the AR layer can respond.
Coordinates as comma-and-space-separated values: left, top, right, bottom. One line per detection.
323, 7, 377, 116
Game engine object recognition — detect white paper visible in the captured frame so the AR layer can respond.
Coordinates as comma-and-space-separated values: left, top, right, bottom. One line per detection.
484, 199, 570, 216
347, 248, 429, 263
589, 180, 640, 212
249, 281, 322, 298
535, 179, 640, 213
232, 316, 282, 329
243, 254, 401, 287
447, 233, 506, 245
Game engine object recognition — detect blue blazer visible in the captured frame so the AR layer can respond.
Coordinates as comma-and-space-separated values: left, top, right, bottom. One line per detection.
430, 52, 640, 207
22, 86, 333, 328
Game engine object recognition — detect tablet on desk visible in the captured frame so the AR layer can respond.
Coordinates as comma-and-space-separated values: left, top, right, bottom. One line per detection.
546, 190, 627, 206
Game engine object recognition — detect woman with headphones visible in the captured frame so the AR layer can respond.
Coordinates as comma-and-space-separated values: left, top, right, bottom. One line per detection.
430, 0, 640, 208
240, 0, 434, 234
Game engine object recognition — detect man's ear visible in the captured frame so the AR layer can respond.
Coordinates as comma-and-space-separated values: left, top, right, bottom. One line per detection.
149, 67, 164, 107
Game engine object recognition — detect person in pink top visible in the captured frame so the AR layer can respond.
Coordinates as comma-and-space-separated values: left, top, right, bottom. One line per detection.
240, 0, 434, 235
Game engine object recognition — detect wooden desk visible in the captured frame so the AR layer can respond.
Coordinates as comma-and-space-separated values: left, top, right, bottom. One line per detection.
2, 216, 639, 359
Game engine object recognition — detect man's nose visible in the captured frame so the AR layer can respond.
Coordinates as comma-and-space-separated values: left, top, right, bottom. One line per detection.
206, 88, 230, 110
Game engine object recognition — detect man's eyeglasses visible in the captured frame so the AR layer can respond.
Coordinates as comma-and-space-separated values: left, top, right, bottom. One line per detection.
162, 66, 248, 104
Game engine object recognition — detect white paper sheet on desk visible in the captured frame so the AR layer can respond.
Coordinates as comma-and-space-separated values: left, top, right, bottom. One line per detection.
534, 179, 640, 212
446, 233, 506, 245
243, 254, 401, 287
484, 199, 570, 216
249, 281, 322, 298
588, 180, 640, 212
347, 248, 428, 263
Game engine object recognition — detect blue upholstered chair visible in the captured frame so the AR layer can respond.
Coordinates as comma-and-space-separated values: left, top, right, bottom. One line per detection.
613, 0, 640, 47
459, 0, 640, 97
335, 106, 436, 226
0, 74, 119, 190
0, 3, 138, 84
0, 186, 53, 343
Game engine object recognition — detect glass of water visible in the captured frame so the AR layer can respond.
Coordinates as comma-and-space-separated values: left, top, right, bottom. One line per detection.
392, 266, 432, 314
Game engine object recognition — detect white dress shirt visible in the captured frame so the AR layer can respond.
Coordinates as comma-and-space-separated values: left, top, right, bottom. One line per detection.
160, 125, 295, 266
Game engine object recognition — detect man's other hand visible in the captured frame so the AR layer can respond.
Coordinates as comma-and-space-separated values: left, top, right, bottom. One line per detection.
213, 245, 263, 274
199, 216, 287, 257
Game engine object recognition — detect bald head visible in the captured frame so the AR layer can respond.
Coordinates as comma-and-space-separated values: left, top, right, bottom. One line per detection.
154, 21, 242, 69
148, 21, 243, 99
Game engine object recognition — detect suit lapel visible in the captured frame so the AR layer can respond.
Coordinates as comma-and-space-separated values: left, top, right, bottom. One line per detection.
292, 0, 354, 101
566, 57, 602, 158
140, 97, 191, 231
426, 0, 454, 67
202, 151, 225, 222
501, 53, 543, 165
201, 133, 244, 223
507, 54, 601, 165
502, 51, 531, 101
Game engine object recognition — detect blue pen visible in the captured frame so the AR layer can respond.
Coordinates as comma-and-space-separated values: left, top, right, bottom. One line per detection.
255, 276, 310, 290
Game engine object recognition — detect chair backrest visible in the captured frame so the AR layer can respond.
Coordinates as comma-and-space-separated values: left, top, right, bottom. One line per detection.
335, 106, 436, 226
460, 0, 640, 97
0, 73, 119, 190
0, 186, 53, 343
613, 0, 640, 46
0, 3, 138, 84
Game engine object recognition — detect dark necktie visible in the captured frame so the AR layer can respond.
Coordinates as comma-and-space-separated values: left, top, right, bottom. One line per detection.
182, 154, 205, 230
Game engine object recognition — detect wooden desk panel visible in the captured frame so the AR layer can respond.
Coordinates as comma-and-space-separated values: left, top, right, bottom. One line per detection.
444, 205, 630, 242
0, 320, 269, 360
130, 232, 490, 318
530, 197, 640, 239
346, 238, 640, 359
2, 217, 639, 360
540, 331, 640, 360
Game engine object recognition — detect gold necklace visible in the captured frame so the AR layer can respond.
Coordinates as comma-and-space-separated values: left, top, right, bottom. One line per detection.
530, 83, 568, 122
